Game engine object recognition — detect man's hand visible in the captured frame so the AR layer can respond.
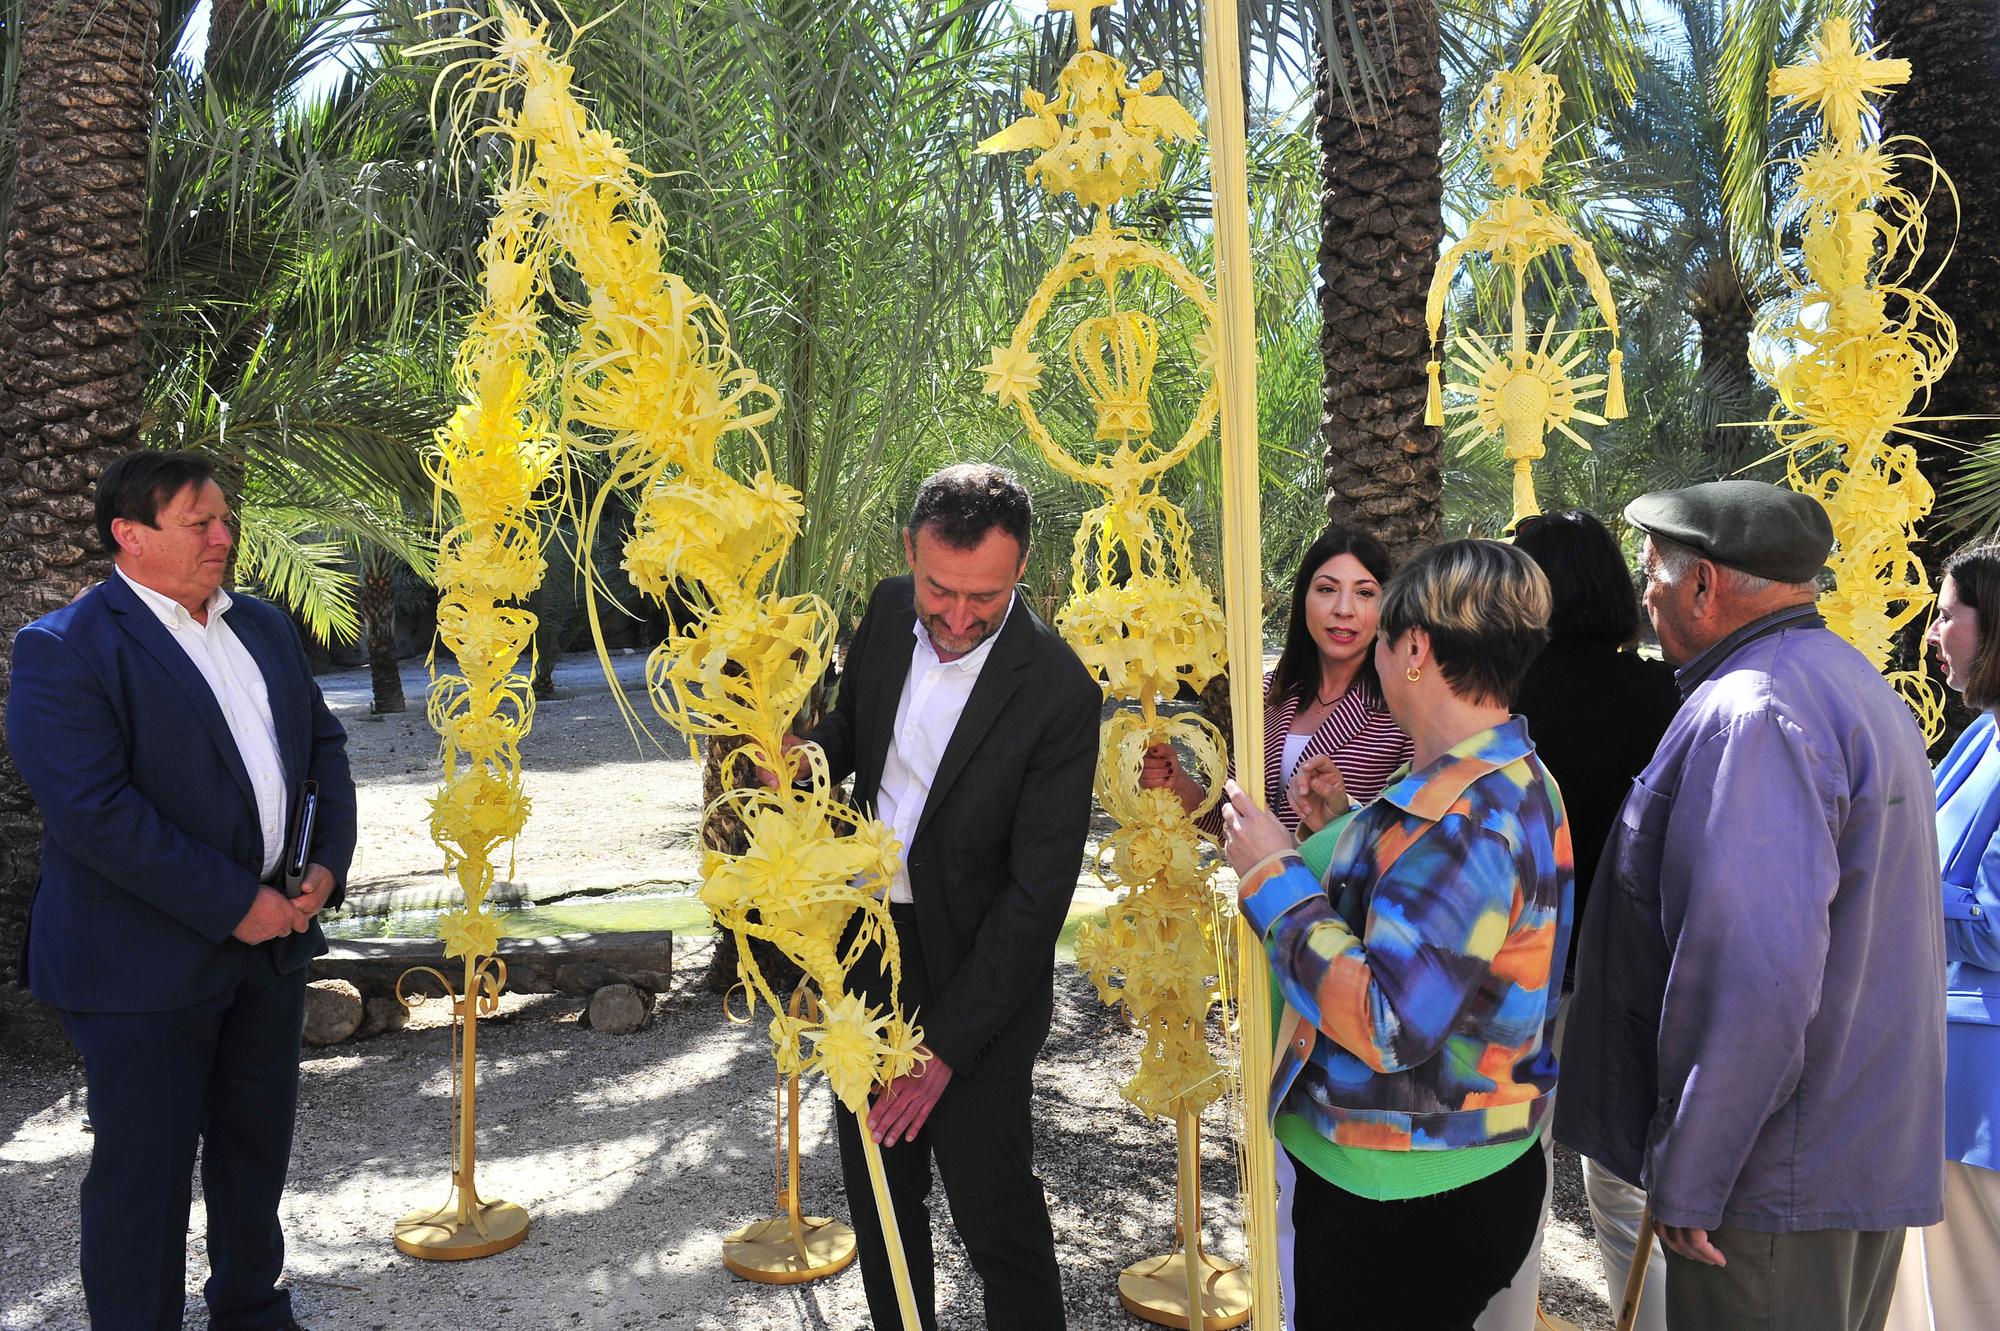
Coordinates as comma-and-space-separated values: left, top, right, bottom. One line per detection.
1287, 754, 1351, 835
1656, 1223, 1727, 1268
293, 864, 338, 917
868, 1045, 953, 1146
232, 886, 310, 945
754, 735, 809, 789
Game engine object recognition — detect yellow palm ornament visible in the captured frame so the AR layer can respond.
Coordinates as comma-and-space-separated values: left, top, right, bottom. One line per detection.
385, 48, 564, 1256
1756, 20, 1956, 741
1423, 65, 1627, 530
403, 7, 925, 1312
981, 3, 1241, 1325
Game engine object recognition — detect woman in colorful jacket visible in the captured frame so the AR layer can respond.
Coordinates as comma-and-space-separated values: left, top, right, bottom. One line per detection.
1889, 542, 2000, 1329
1222, 539, 1573, 1330
1141, 524, 1412, 834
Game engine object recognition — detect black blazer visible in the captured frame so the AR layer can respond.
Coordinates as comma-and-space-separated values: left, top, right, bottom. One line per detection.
807, 575, 1100, 1081
1513, 638, 1680, 986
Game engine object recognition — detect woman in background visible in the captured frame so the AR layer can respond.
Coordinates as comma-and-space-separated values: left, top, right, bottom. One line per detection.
1507, 509, 1680, 1331
1141, 525, 1411, 833
1142, 524, 1412, 1329
1888, 542, 2000, 1329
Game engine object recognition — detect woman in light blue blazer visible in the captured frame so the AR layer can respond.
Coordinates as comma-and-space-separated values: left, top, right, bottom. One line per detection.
1890, 542, 2000, 1329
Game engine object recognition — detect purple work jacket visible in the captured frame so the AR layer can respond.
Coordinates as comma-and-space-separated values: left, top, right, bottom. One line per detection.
1555, 606, 1946, 1233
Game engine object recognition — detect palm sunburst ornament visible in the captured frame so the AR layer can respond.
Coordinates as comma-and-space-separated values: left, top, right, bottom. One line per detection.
1423, 64, 1626, 530
1444, 321, 1611, 521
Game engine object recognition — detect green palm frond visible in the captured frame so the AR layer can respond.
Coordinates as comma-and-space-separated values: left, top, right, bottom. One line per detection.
1939, 434, 2000, 543
1512, 0, 1646, 119
234, 509, 361, 646
1715, 0, 1867, 268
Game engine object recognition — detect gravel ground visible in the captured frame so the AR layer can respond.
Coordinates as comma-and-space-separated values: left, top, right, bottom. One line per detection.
0, 653, 1614, 1331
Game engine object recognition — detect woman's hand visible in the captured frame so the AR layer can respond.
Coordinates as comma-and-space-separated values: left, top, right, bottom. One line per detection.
1221, 779, 1295, 875
1287, 754, 1352, 834
1140, 742, 1205, 815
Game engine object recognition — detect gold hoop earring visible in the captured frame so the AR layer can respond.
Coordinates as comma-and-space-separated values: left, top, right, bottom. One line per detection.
1405, 665, 1422, 683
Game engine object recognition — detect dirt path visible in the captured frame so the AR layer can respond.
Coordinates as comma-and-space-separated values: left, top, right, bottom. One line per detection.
0, 653, 1614, 1330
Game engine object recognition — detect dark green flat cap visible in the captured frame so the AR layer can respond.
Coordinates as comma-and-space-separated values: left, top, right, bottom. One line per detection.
1625, 480, 1833, 584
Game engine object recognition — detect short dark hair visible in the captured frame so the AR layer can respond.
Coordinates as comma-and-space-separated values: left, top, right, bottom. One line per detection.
1943, 543, 2000, 710
1268, 525, 1395, 709
908, 463, 1032, 555
1511, 509, 1642, 647
96, 450, 217, 555
1380, 539, 1551, 707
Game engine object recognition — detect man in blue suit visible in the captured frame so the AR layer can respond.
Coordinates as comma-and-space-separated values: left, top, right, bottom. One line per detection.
7, 450, 357, 1330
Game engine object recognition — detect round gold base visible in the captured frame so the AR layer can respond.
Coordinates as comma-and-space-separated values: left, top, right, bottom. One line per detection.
1117, 1249, 1252, 1330
394, 1197, 532, 1261
722, 1214, 858, 1285
1537, 1309, 1583, 1331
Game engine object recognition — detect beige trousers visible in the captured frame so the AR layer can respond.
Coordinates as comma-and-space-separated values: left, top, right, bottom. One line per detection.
1884, 1160, 2000, 1331
1582, 1156, 1668, 1331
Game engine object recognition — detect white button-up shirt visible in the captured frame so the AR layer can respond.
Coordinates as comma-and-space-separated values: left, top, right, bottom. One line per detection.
117, 568, 288, 878
875, 595, 1013, 904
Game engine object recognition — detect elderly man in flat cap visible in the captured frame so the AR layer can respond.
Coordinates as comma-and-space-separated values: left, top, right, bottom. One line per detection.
1556, 480, 1946, 1331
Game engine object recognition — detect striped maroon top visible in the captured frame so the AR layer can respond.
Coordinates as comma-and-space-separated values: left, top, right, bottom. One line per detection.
1197, 671, 1413, 837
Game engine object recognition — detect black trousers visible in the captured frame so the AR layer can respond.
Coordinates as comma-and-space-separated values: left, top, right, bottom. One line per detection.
1288, 1139, 1546, 1331
833, 906, 1065, 1331
58, 950, 306, 1331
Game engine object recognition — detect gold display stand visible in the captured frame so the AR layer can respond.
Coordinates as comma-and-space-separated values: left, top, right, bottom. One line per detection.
724, 990, 858, 1284
394, 955, 532, 1261
1118, 1110, 1251, 1331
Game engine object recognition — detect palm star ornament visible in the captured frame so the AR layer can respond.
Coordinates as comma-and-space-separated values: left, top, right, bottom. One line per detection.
1755, 19, 1957, 741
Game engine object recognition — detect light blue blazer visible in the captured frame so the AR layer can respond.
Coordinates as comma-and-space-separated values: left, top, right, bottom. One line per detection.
1936, 712, 2000, 1027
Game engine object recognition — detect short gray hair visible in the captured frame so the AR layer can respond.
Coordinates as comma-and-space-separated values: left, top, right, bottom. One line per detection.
1646, 535, 1807, 596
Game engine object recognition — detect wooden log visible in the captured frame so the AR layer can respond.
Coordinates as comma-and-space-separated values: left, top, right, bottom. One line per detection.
312, 931, 673, 1003
582, 983, 655, 1034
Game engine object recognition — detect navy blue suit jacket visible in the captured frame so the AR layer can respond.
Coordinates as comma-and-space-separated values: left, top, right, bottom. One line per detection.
8, 574, 358, 1013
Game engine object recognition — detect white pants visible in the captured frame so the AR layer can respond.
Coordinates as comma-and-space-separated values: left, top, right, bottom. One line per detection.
1582, 1155, 1667, 1331
1884, 1159, 2000, 1331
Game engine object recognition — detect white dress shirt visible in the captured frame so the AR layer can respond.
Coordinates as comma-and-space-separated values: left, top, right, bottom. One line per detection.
875, 595, 1014, 904
117, 568, 288, 878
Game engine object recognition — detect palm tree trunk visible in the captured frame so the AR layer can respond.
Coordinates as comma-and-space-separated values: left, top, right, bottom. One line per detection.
1689, 247, 1755, 460
1315, 2, 1444, 559
361, 551, 405, 714
1875, 0, 2000, 489
0, 0, 158, 998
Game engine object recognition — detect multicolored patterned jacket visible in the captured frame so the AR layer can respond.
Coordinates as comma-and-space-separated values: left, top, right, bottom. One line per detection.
1238, 717, 1572, 1151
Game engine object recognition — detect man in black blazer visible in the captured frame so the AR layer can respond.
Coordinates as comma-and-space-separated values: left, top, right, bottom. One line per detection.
788, 464, 1099, 1330
8, 451, 356, 1330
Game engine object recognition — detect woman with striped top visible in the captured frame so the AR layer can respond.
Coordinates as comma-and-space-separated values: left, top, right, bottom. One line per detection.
1141, 525, 1413, 834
